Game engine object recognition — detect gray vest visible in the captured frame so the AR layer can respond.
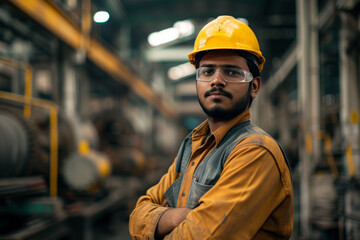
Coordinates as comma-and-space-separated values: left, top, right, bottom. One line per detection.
164, 120, 290, 209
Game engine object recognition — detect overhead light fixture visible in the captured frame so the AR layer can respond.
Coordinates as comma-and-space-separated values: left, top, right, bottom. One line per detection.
168, 62, 195, 81
148, 28, 179, 47
93, 11, 110, 23
148, 20, 195, 47
174, 20, 195, 36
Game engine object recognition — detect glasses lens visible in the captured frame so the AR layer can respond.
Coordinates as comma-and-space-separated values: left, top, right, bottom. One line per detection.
197, 67, 215, 81
196, 67, 252, 82
222, 68, 246, 82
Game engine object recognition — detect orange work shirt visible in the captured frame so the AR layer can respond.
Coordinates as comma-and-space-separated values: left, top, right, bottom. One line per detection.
129, 110, 294, 239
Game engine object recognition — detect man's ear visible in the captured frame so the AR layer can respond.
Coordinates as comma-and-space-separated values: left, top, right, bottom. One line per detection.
250, 76, 261, 99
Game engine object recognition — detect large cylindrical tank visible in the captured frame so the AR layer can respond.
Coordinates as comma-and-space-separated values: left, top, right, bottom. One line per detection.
0, 108, 31, 177
0, 106, 77, 178
62, 141, 111, 191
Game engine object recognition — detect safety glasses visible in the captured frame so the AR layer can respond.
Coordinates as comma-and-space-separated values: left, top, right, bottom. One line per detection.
196, 66, 253, 83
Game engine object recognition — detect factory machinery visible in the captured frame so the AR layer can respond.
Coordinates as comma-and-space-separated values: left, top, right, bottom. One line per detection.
250, 1, 360, 239
0, 1, 181, 239
0, 76, 155, 239
0, 59, 173, 239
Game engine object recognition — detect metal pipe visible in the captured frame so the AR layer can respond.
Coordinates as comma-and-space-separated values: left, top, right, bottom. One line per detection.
309, 0, 321, 167
296, 0, 312, 237
339, 11, 360, 178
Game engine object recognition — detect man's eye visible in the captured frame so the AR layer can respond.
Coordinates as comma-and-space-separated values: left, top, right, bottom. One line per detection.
202, 69, 215, 75
225, 69, 239, 75
225, 69, 244, 77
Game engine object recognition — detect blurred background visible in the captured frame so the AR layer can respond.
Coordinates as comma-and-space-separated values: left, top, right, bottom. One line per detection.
0, 0, 359, 239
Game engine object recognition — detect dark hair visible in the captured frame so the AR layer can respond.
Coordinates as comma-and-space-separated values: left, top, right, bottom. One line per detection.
234, 50, 260, 78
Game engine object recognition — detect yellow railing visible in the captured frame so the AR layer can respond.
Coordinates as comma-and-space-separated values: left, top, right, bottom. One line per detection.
315, 130, 356, 178
0, 57, 33, 118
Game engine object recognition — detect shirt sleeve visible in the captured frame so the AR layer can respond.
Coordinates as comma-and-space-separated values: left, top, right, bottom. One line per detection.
129, 159, 179, 240
164, 138, 287, 240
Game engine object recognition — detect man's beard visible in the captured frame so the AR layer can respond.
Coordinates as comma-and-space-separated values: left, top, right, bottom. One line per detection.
198, 85, 252, 121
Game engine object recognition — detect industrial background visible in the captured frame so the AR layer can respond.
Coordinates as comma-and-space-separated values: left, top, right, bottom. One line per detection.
0, 0, 359, 239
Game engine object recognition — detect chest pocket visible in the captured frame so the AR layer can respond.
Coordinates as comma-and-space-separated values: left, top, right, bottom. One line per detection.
164, 168, 216, 209
186, 181, 213, 209
164, 131, 236, 209
185, 143, 229, 208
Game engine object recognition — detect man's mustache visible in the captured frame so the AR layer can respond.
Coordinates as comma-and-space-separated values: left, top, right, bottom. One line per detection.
204, 87, 233, 99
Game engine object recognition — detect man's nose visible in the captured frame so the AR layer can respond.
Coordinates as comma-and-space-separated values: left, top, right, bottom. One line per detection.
211, 70, 226, 87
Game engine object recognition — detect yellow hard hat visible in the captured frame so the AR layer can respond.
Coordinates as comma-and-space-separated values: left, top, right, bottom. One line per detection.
188, 16, 265, 72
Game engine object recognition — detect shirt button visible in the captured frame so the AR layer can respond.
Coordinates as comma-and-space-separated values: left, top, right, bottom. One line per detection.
194, 177, 199, 182
191, 162, 195, 166
182, 192, 186, 197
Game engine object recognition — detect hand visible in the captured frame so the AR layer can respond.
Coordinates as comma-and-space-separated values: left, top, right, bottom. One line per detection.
155, 207, 191, 239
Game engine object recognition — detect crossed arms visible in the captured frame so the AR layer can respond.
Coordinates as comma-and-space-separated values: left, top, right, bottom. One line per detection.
129, 143, 290, 239
155, 206, 191, 239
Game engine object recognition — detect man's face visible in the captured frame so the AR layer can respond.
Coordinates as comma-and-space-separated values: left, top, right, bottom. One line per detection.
196, 50, 254, 121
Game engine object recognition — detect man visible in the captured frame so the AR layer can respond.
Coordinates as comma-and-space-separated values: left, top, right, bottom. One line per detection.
129, 15, 293, 240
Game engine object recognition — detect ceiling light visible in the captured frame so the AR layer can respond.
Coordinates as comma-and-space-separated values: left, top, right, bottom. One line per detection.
148, 19, 194, 47
174, 20, 194, 37
148, 28, 179, 47
168, 62, 195, 81
93, 11, 110, 23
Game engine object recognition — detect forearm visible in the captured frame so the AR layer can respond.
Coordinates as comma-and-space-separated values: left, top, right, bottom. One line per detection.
129, 160, 179, 239
129, 200, 170, 239
155, 208, 191, 239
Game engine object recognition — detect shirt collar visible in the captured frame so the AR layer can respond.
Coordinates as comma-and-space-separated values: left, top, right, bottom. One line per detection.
192, 109, 251, 146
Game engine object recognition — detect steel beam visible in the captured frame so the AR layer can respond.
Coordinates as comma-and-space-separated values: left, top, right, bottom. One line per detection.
9, 0, 179, 121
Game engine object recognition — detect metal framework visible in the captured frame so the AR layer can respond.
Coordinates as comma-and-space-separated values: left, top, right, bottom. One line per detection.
9, 0, 179, 122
